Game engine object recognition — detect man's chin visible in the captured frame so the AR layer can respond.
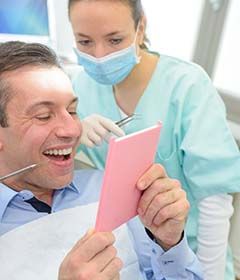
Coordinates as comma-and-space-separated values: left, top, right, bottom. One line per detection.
54, 174, 74, 189
40, 172, 74, 191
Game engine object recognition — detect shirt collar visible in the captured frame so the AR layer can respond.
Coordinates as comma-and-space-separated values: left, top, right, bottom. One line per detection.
0, 181, 79, 220
54, 181, 80, 198
68, 181, 80, 194
0, 183, 18, 221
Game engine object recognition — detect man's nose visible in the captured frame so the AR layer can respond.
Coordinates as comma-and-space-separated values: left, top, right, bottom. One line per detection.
55, 113, 81, 139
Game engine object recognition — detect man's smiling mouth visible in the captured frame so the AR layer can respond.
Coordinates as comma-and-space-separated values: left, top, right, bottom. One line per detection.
43, 147, 72, 161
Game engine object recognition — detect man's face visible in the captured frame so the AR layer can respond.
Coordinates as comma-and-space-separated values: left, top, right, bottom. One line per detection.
0, 66, 82, 191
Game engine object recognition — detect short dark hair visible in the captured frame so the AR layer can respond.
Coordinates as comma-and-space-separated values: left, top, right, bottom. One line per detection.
0, 41, 61, 127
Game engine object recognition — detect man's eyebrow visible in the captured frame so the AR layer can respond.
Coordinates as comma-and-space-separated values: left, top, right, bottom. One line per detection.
26, 101, 54, 114
68, 97, 79, 106
26, 97, 79, 114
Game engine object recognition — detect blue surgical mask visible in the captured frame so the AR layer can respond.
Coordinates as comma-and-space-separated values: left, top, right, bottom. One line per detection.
74, 30, 141, 85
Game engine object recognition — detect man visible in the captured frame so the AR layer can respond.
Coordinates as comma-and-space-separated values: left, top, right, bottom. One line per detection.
0, 41, 203, 279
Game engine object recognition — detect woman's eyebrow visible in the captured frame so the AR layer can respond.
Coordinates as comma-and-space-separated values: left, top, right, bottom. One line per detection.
75, 32, 91, 38
76, 31, 124, 38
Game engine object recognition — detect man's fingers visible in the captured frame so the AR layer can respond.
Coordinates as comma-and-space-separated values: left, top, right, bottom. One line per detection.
137, 178, 181, 216
70, 228, 95, 252
100, 257, 123, 279
153, 198, 190, 226
91, 245, 118, 273
71, 232, 116, 262
137, 164, 167, 190
58, 231, 120, 280
140, 188, 183, 226
82, 232, 116, 261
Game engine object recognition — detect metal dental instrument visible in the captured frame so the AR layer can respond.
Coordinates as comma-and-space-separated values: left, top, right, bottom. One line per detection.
115, 114, 141, 127
0, 163, 39, 182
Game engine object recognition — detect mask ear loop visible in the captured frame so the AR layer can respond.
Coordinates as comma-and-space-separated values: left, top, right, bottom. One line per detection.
133, 22, 142, 63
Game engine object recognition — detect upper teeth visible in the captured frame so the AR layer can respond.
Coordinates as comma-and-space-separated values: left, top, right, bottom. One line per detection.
44, 148, 72, 156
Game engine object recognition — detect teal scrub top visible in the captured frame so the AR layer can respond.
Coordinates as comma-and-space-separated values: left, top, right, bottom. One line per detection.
72, 54, 240, 254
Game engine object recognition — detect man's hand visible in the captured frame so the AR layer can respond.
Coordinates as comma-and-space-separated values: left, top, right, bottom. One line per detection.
137, 164, 190, 250
58, 230, 123, 280
80, 114, 125, 147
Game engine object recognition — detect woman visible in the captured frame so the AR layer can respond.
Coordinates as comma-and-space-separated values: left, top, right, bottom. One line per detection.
68, 0, 240, 279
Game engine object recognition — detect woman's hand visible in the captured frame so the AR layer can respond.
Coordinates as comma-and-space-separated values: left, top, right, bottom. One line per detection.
80, 114, 125, 147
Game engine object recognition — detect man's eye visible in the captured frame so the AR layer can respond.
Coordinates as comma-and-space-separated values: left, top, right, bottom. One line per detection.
68, 111, 77, 116
35, 115, 51, 121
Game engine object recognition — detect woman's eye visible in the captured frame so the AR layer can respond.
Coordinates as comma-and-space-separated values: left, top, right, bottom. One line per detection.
77, 39, 92, 46
109, 38, 123, 45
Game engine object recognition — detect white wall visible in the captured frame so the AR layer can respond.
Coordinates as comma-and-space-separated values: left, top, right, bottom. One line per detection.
50, 0, 75, 59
